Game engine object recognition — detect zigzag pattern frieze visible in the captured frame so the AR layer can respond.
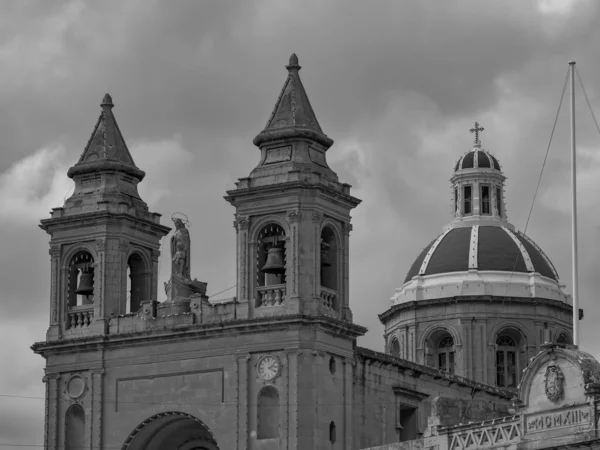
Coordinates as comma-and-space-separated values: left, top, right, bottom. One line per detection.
449, 421, 521, 449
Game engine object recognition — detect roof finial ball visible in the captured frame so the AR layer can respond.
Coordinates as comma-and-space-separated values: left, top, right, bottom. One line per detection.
101, 93, 114, 109
286, 53, 301, 71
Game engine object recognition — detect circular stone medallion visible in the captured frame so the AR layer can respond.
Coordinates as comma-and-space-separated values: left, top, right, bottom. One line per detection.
66, 375, 87, 399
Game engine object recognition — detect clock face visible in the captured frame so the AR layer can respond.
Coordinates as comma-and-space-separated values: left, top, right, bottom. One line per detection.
257, 355, 280, 382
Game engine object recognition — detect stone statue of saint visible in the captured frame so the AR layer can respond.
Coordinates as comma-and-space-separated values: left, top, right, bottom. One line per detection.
171, 218, 191, 280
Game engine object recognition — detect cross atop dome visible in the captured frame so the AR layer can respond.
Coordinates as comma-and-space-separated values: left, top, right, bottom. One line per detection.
470, 122, 485, 145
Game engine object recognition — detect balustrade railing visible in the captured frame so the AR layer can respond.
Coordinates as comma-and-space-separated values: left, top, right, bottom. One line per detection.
320, 287, 337, 311
257, 284, 286, 307
67, 305, 94, 329
447, 417, 521, 449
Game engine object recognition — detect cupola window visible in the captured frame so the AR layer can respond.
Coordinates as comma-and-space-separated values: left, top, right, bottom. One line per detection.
390, 338, 400, 358
496, 335, 517, 388
557, 333, 570, 345
480, 185, 490, 215
463, 185, 472, 215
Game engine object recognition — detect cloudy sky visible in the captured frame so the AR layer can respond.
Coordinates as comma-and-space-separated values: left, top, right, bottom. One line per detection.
1, 0, 600, 446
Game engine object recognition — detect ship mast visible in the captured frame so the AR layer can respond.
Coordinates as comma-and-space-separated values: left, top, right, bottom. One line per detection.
569, 61, 580, 347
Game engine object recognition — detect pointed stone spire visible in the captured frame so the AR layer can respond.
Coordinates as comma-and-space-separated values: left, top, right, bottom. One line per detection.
67, 93, 144, 181
253, 54, 333, 149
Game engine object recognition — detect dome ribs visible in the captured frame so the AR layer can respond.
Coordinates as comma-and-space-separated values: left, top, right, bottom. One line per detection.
477, 226, 527, 273
424, 227, 471, 276
404, 238, 437, 282
514, 232, 559, 281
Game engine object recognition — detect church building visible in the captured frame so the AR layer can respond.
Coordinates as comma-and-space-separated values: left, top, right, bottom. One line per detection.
32, 54, 598, 450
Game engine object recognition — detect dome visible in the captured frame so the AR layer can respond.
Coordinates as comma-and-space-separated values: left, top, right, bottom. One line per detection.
404, 226, 558, 283
390, 122, 570, 306
454, 147, 501, 171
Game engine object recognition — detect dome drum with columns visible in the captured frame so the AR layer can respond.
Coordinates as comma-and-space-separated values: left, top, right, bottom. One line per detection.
380, 124, 573, 388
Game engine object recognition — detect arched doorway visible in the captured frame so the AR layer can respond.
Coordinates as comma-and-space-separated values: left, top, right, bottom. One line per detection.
122, 412, 219, 450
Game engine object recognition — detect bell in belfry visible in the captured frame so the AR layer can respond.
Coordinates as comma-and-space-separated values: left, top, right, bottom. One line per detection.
261, 246, 285, 274
76, 268, 94, 296
321, 241, 332, 267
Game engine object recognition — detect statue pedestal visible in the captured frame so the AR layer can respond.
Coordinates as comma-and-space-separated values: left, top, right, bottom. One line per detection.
164, 275, 207, 302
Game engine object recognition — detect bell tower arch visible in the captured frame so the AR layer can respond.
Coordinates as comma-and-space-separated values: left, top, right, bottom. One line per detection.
225, 54, 360, 322
39, 93, 170, 340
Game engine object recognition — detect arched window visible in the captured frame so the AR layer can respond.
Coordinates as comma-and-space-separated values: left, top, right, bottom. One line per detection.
390, 338, 400, 358
496, 335, 517, 388
425, 330, 456, 374
557, 333, 570, 345
127, 253, 147, 313
257, 386, 279, 439
329, 421, 336, 444
65, 404, 85, 450
438, 336, 455, 374
329, 356, 336, 375
320, 226, 339, 312
256, 224, 286, 307
68, 251, 95, 307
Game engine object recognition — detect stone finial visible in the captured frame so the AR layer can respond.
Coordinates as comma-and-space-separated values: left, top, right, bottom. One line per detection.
286, 53, 301, 71
101, 93, 114, 109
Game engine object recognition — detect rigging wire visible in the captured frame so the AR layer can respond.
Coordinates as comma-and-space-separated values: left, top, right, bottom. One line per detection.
575, 67, 600, 137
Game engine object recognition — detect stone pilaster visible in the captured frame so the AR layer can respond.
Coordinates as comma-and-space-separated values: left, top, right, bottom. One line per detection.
91, 369, 104, 450
342, 222, 352, 321
44, 373, 60, 450
234, 215, 249, 306
236, 354, 250, 450
93, 239, 106, 334
150, 248, 160, 302
286, 209, 300, 300
49, 245, 61, 326
286, 350, 301, 450
343, 356, 354, 450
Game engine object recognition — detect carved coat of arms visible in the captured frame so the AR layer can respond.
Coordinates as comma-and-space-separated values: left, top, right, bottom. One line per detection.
544, 364, 565, 403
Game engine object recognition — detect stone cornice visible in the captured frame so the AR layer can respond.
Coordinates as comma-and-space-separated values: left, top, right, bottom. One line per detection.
357, 346, 513, 400
39, 211, 171, 236
224, 180, 361, 208
378, 295, 573, 324
31, 314, 367, 357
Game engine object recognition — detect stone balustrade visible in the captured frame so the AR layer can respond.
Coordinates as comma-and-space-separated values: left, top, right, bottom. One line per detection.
320, 286, 337, 311
257, 284, 286, 307
67, 305, 94, 329
446, 416, 521, 449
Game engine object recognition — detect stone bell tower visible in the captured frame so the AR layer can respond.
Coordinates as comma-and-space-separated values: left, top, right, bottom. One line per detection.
225, 54, 360, 323
39, 93, 170, 341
